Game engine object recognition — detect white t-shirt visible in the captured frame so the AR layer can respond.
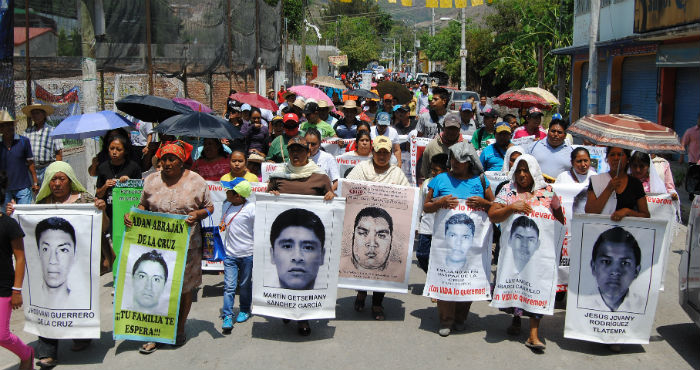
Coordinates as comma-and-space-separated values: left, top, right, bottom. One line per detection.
370, 125, 399, 145
221, 200, 255, 257
131, 120, 153, 147
418, 178, 435, 235
312, 150, 340, 183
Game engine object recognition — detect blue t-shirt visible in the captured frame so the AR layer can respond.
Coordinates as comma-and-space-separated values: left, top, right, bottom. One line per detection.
479, 143, 506, 172
0, 135, 33, 191
428, 172, 489, 199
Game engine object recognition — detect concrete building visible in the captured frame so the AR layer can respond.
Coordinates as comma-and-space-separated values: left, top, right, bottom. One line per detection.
554, 0, 699, 138
14, 27, 57, 57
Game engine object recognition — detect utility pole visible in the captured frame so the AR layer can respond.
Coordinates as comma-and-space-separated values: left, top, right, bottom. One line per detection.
227, 0, 233, 89
587, 0, 600, 115
335, 15, 339, 49
393, 38, 396, 71
429, 9, 435, 73
399, 39, 402, 72
460, 6, 466, 91
300, 0, 307, 84
254, 0, 261, 94
24, 0, 31, 113
413, 25, 417, 75
79, 0, 98, 191
145, 0, 153, 94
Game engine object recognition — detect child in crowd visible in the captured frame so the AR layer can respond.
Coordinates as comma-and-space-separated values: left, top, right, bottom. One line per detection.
219, 178, 255, 333
415, 153, 449, 273
221, 150, 259, 183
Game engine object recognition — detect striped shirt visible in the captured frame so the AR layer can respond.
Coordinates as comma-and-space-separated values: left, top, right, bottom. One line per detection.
23, 124, 63, 164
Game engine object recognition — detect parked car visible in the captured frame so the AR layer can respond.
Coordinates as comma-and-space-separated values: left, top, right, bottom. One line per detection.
449, 90, 480, 113
415, 73, 428, 84
680, 196, 700, 328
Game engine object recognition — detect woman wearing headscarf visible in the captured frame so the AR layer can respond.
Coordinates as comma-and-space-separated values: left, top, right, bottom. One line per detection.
501, 145, 525, 173
124, 142, 214, 354
267, 136, 334, 336
629, 151, 678, 199
488, 154, 565, 351
346, 136, 409, 321
422, 142, 494, 336
7, 161, 106, 368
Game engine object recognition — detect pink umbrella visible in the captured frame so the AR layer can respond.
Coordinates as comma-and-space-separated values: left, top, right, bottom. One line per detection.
230, 92, 278, 112
172, 97, 213, 113
288, 85, 335, 111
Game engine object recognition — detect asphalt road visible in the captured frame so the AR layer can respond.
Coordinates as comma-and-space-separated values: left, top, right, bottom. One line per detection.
1, 222, 697, 370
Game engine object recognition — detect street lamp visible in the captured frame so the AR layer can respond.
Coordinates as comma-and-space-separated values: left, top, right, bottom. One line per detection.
440, 8, 467, 91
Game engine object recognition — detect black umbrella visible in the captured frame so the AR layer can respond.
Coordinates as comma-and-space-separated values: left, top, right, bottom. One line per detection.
376, 81, 413, 104
428, 71, 449, 84
116, 95, 193, 123
344, 89, 380, 100
153, 112, 242, 140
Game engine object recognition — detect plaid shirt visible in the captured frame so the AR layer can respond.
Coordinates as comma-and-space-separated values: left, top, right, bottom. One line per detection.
23, 124, 63, 164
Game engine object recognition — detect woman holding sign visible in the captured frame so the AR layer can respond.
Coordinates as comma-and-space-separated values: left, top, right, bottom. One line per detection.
585, 147, 650, 221
7, 161, 107, 368
346, 136, 409, 321
488, 154, 564, 351
125, 142, 214, 353
423, 141, 494, 336
267, 136, 334, 336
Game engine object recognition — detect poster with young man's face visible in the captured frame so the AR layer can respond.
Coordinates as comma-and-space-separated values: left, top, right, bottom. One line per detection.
14, 204, 102, 339
252, 193, 345, 321
490, 207, 566, 315
337, 180, 419, 294
423, 201, 493, 301
565, 214, 667, 344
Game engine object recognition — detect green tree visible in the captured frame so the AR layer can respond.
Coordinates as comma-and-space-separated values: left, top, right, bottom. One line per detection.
282, 0, 305, 41
57, 28, 82, 56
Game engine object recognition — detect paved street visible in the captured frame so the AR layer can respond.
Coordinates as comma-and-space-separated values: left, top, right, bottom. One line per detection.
0, 224, 697, 370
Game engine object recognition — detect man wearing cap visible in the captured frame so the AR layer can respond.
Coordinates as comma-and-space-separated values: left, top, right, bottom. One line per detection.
335, 100, 361, 139
21, 104, 63, 183
371, 112, 402, 164
290, 97, 306, 121
317, 100, 338, 127
277, 91, 297, 115
416, 87, 450, 139
420, 112, 462, 182
480, 122, 513, 171
528, 119, 572, 178
513, 107, 547, 140
266, 113, 301, 163
266, 89, 275, 101
0, 110, 38, 204
471, 108, 498, 150
346, 135, 409, 186
459, 102, 477, 137
299, 101, 336, 139
393, 104, 416, 151
380, 94, 397, 115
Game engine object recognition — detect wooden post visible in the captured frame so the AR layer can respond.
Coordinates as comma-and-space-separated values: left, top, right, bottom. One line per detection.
227, 0, 232, 89
24, 0, 31, 111
145, 0, 154, 95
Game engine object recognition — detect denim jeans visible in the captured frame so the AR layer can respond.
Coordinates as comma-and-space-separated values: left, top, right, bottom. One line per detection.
415, 234, 433, 273
221, 255, 253, 318
4, 188, 32, 205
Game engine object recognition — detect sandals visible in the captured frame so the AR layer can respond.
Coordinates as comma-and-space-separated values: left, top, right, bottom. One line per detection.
138, 342, 160, 355
372, 306, 385, 321
525, 339, 546, 351
36, 356, 57, 369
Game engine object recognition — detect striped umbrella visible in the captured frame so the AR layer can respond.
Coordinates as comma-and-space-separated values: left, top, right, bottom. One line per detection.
493, 89, 553, 110
568, 114, 684, 154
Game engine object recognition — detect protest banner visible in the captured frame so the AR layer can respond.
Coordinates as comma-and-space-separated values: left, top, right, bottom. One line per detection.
511, 135, 536, 150
551, 182, 590, 292
360, 72, 372, 91
14, 204, 102, 339
490, 208, 566, 315
261, 162, 285, 183
112, 180, 144, 278
410, 136, 432, 185
645, 193, 678, 290
114, 208, 190, 344
484, 171, 510, 195
328, 55, 348, 67
321, 138, 354, 157
680, 198, 700, 322
337, 179, 420, 293
336, 153, 370, 179
251, 193, 345, 320
564, 214, 667, 344
200, 181, 268, 271
578, 145, 609, 174
423, 201, 493, 301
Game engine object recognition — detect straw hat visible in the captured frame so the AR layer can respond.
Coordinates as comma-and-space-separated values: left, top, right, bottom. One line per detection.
21, 104, 54, 116
0, 110, 15, 123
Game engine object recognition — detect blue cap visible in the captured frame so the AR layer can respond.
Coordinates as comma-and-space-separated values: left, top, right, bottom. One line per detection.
392, 104, 408, 112
376, 112, 391, 126
552, 113, 563, 120
460, 102, 473, 112
241, 103, 251, 111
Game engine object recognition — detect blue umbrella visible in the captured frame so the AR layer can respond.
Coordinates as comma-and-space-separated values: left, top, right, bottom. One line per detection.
50, 111, 133, 139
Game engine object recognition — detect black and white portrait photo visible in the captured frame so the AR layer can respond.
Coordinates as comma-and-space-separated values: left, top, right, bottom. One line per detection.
122, 245, 176, 316
443, 213, 477, 271
509, 216, 541, 274
264, 208, 328, 290
577, 226, 649, 314
351, 207, 393, 271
